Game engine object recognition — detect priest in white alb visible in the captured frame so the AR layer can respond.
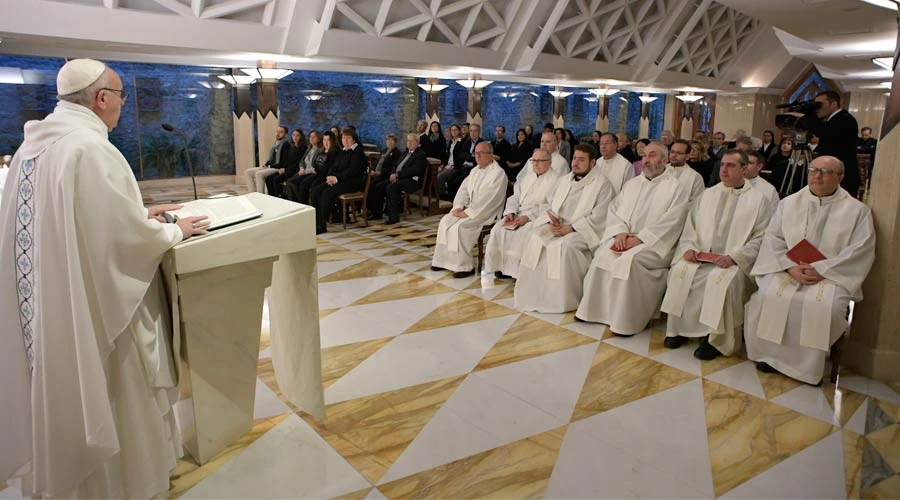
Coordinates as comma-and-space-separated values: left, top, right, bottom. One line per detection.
0, 59, 209, 499
485, 148, 561, 280
432, 141, 508, 278
744, 155, 875, 385
576, 143, 691, 335
746, 151, 780, 211
668, 139, 706, 202
516, 131, 569, 181
516, 144, 616, 313
660, 150, 774, 360
596, 132, 635, 194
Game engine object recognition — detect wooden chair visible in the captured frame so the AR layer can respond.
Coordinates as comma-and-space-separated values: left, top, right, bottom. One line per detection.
337, 165, 373, 229
856, 153, 871, 200
402, 157, 440, 218
475, 211, 504, 274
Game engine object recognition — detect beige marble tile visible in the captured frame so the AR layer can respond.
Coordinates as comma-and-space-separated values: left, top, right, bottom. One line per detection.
648, 330, 667, 357
317, 247, 368, 262
409, 237, 437, 247
844, 429, 865, 499
351, 274, 457, 305
875, 398, 900, 423
168, 414, 290, 499
300, 376, 465, 484
320, 308, 340, 319
475, 314, 596, 371
377, 427, 565, 500
867, 424, 900, 472
320, 259, 404, 283
403, 292, 517, 334
397, 253, 432, 264
416, 262, 451, 277
887, 381, 900, 396
322, 338, 393, 389
703, 379, 836, 497
700, 354, 746, 377
346, 237, 381, 245
396, 231, 434, 242
822, 383, 868, 426
572, 344, 697, 422
559, 312, 577, 326
258, 325, 271, 352
330, 487, 374, 500
382, 247, 417, 257
757, 370, 805, 400
492, 285, 516, 301
863, 474, 900, 499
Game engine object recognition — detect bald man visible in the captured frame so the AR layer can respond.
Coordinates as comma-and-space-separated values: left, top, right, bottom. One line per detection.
516, 130, 570, 182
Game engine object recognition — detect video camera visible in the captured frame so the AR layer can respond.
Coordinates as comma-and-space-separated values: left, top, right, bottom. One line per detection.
775, 99, 822, 129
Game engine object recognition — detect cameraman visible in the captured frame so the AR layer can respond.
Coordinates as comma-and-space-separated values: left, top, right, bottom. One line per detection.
797, 90, 860, 196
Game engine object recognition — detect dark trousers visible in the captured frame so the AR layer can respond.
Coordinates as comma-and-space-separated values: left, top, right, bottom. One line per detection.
367, 178, 391, 218
311, 181, 359, 230
265, 171, 294, 198
385, 179, 419, 222
285, 174, 317, 204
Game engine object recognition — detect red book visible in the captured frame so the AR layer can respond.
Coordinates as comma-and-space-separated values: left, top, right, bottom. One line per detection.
696, 252, 723, 263
786, 239, 827, 264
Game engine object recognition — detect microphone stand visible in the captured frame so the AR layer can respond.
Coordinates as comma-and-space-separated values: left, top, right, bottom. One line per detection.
161, 123, 198, 200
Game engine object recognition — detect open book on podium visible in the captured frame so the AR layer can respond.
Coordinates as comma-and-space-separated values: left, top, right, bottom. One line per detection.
159, 192, 324, 464
163, 195, 262, 230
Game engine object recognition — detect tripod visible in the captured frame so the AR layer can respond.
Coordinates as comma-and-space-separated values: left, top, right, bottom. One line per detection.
778, 143, 811, 198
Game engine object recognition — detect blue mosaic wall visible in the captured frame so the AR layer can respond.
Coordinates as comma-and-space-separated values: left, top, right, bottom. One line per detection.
622, 92, 666, 140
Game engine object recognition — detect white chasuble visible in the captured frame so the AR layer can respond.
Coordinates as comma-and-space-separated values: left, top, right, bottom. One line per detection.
596, 153, 635, 195
485, 165, 561, 278
576, 171, 691, 334
516, 151, 569, 182
0, 102, 184, 499
433, 162, 507, 272
515, 167, 615, 313
748, 175, 780, 212
667, 164, 706, 202
659, 182, 773, 355
744, 186, 875, 384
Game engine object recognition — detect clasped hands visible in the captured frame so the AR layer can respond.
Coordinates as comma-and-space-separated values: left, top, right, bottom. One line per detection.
683, 249, 736, 268
326, 175, 338, 186
611, 232, 642, 252
503, 213, 529, 228
788, 264, 824, 285
546, 211, 573, 237
451, 208, 469, 218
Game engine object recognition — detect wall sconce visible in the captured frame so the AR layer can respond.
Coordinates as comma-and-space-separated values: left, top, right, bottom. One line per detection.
240, 68, 293, 80
589, 87, 620, 97
456, 74, 493, 89
676, 92, 703, 103
217, 74, 256, 86
638, 93, 658, 103
548, 87, 573, 98
418, 77, 449, 92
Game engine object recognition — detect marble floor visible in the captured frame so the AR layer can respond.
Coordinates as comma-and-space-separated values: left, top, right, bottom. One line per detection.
3, 213, 900, 499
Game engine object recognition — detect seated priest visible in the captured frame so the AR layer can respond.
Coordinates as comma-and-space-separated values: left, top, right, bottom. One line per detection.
485, 148, 561, 280
515, 144, 616, 313
575, 143, 691, 335
596, 132, 635, 195
431, 141, 508, 278
660, 150, 775, 360
744, 155, 875, 385
516, 131, 570, 182
667, 139, 706, 202
745, 151, 780, 211
368, 133, 426, 224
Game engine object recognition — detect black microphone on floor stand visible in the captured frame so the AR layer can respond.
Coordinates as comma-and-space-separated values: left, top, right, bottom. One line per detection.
161, 123, 198, 200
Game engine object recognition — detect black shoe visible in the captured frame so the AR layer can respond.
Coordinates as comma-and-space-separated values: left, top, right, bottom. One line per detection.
611, 331, 634, 337
453, 270, 475, 279
664, 335, 688, 349
494, 271, 512, 280
431, 266, 444, 271
693, 341, 721, 361
755, 361, 778, 374
574, 316, 587, 323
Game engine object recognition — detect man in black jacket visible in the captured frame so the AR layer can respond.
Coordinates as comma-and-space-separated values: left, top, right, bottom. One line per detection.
311, 127, 367, 234
491, 125, 511, 169
799, 90, 860, 197
447, 123, 485, 198
370, 133, 427, 224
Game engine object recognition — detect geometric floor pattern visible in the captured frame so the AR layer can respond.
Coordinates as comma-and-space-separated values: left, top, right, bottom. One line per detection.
3, 213, 899, 499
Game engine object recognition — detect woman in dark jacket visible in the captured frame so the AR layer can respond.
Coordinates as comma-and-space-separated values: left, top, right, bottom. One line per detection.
423, 121, 447, 162
505, 128, 533, 181
286, 131, 336, 204
266, 129, 307, 197
687, 140, 715, 186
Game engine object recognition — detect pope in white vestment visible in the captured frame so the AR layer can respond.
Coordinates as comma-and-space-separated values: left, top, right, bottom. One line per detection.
660, 151, 774, 359
0, 60, 209, 499
595, 133, 635, 194
744, 156, 875, 385
432, 142, 508, 276
515, 146, 616, 313
576, 143, 691, 335
485, 149, 561, 279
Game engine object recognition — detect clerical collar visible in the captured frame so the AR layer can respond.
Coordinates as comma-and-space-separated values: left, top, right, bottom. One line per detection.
731, 183, 745, 191
810, 187, 840, 200
573, 174, 585, 181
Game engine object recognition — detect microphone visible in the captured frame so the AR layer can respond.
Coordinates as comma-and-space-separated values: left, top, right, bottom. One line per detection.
161, 123, 198, 200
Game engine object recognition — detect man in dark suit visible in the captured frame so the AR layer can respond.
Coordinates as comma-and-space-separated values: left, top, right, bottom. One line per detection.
378, 133, 428, 224
491, 125, 511, 169
311, 127, 368, 234
447, 123, 485, 199
799, 90, 860, 197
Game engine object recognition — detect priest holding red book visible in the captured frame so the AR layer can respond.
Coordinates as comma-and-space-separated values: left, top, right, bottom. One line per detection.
743, 155, 875, 385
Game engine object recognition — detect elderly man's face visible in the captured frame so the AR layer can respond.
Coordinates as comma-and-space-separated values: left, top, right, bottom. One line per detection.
807, 156, 843, 196
474, 144, 493, 167
531, 151, 551, 176
661, 131, 674, 145
599, 135, 617, 159
719, 153, 746, 188
642, 146, 668, 178
540, 132, 557, 153
407, 135, 418, 151
571, 149, 594, 176
669, 143, 689, 167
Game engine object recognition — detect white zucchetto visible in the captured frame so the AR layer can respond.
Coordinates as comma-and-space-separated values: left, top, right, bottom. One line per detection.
57, 59, 106, 96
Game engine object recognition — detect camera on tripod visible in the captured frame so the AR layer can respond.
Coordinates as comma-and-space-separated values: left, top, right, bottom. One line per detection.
775, 99, 822, 128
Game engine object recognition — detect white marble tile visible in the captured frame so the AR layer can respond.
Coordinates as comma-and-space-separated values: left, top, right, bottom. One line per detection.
561, 320, 609, 341
868, 380, 900, 404
395, 262, 427, 273
414, 269, 452, 281
365, 488, 388, 500
651, 345, 703, 377
253, 378, 292, 420
835, 373, 870, 396
343, 242, 384, 251
380, 372, 564, 484
494, 297, 516, 309
772, 384, 840, 426
602, 330, 652, 357
439, 274, 481, 290
844, 397, 869, 435
317, 259, 366, 279
324, 315, 518, 404
258, 345, 271, 359
720, 431, 845, 499
546, 380, 713, 499
375, 254, 413, 264
319, 292, 457, 348
473, 343, 599, 422
463, 282, 510, 301
524, 310, 568, 326
317, 275, 405, 310
358, 247, 397, 257
704, 360, 767, 399
181, 414, 370, 499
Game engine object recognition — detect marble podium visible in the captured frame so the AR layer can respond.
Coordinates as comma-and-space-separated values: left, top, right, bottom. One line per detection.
161, 192, 324, 464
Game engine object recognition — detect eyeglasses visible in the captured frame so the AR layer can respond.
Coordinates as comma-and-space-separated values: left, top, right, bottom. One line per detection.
474, 151, 494, 156
532, 159, 550, 163
807, 167, 838, 176
101, 88, 129, 104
